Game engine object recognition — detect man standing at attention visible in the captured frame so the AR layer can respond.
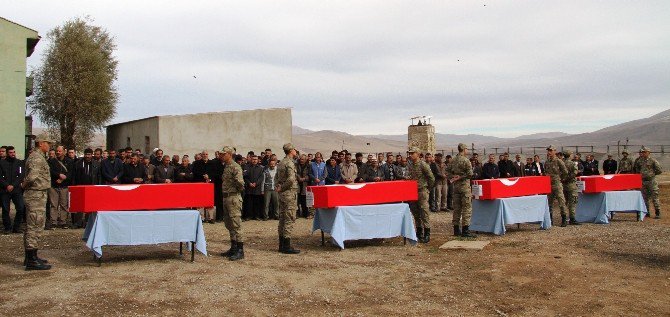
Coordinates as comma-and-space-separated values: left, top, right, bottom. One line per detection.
617, 150, 634, 174
21, 135, 53, 270
447, 143, 475, 238
544, 145, 570, 227
220, 146, 246, 261
407, 147, 435, 243
634, 146, 663, 219
276, 143, 300, 254
561, 151, 580, 226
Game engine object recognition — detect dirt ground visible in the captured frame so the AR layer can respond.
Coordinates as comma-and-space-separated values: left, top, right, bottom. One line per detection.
0, 185, 668, 317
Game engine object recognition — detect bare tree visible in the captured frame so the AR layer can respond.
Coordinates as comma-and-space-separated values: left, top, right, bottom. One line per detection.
30, 16, 118, 150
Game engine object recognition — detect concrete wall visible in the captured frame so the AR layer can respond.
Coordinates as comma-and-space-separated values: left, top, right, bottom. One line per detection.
157, 108, 292, 157
106, 117, 159, 153
0, 19, 39, 159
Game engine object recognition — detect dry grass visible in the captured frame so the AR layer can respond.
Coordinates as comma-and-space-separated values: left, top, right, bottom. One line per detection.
0, 185, 668, 316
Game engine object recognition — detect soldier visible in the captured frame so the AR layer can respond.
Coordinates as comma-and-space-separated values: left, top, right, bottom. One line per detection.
447, 143, 475, 238
276, 143, 300, 254
561, 150, 581, 226
20, 135, 53, 270
634, 146, 663, 219
617, 149, 634, 174
407, 147, 435, 243
544, 145, 572, 227
219, 146, 245, 261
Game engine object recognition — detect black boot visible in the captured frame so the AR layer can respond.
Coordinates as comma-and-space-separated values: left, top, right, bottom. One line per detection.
549, 211, 554, 225
24, 250, 49, 266
278, 236, 283, 252
655, 210, 661, 219
416, 226, 424, 242
221, 240, 237, 257
229, 242, 244, 261
423, 228, 431, 243
453, 225, 461, 236
25, 250, 51, 271
280, 238, 300, 254
461, 226, 477, 238
560, 215, 567, 227
569, 217, 581, 225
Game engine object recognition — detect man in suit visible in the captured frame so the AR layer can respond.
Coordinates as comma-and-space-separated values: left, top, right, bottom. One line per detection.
533, 155, 544, 176
603, 154, 617, 175
154, 155, 175, 183
512, 154, 525, 177
498, 153, 515, 178
48, 146, 74, 229
0, 146, 25, 234
481, 154, 500, 179
122, 153, 147, 184
101, 149, 123, 184
174, 156, 194, 183
72, 148, 101, 228
243, 155, 264, 220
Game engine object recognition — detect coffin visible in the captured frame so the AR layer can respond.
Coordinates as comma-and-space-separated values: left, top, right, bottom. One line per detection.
472, 176, 551, 200
69, 183, 214, 212
307, 180, 418, 208
577, 174, 642, 193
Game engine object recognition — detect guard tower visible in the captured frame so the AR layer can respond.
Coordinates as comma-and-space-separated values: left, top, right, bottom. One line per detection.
408, 116, 435, 154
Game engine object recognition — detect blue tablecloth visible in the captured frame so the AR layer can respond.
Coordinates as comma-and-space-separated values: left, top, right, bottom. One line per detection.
470, 195, 551, 235
82, 210, 208, 257
575, 191, 649, 224
312, 203, 418, 249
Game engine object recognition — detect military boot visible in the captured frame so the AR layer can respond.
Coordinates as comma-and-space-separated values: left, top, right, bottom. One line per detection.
278, 236, 284, 252
461, 226, 477, 238
229, 242, 244, 261
423, 228, 431, 243
24, 251, 49, 266
416, 226, 424, 242
221, 241, 237, 257
548, 211, 554, 225
280, 238, 300, 254
569, 217, 581, 225
453, 225, 461, 236
655, 210, 661, 219
560, 215, 567, 227
25, 250, 51, 271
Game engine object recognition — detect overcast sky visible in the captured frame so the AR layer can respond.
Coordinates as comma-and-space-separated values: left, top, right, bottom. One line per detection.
5, 1, 670, 137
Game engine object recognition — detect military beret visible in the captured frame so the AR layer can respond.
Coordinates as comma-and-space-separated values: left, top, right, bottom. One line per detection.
408, 146, 420, 153
221, 146, 235, 153
283, 143, 295, 152
457, 143, 467, 151
546, 145, 557, 151
35, 133, 54, 143
640, 146, 651, 153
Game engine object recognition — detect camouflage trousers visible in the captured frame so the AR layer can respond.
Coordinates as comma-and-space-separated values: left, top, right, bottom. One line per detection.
198, 207, 215, 221
24, 190, 47, 250
278, 191, 297, 239
642, 179, 661, 213
223, 194, 243, 242
562, 183, 577, 218
410, 188, 430, 229
548, 182, 567, 217
48, 187, 70, 225
452, 187, 472, 226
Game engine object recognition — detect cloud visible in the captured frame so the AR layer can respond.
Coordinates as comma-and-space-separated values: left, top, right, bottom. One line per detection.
6, 0, 670, 137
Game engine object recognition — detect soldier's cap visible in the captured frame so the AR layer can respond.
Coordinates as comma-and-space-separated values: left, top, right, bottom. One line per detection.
35, 133, 54, 143
221, 145, 235, 153
640, 146, 651, 153
282, 143, 295, 152
622, 149, 629, 154
457, 143, 468, 151
407, 146, 421, 153
546, 145, 557, 151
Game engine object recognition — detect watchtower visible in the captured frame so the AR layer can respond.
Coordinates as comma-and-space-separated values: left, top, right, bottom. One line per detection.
408, 116, 435, 154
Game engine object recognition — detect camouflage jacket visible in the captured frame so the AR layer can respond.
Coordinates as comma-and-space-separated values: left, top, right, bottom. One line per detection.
446, 154, 473, 190
544, 156, 568, 183
222, 161, 245, 194
407, 160, 435, 190
618, 157, 634, 173
24, 150, 51, 191
562, 158, 578, 190
634, 157, 662, 181
277, 156, 298, 192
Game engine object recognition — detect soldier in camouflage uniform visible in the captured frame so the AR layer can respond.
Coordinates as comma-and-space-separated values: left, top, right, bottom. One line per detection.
544, 145, 572, 227
617, 149, 634, 174
560, 150, 581, 225
406, 147, 435, 243
20, 135, 53, 270
447, 143, 476, 238
634, 146, 663, 219
276, 143, 300, 254
219, 146, 245, 260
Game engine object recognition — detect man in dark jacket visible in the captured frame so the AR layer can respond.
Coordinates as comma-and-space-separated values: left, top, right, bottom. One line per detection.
102, 149, 124, 184
481, 154, 500, 179
512, 154, 525, 177
207, 152, 225, 221
174, 156, 194, 183
72, 148, 101, 228
243, 155, 264, 220
122, 154, 147, 184
154, 155, 175, 183
498, 153, 515, 178
48, 146, 74, 228
0, 146, 25, 233
603, 154, 617, 175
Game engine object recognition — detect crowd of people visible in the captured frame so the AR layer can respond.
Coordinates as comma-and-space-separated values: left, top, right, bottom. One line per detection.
1, 141, 663, 269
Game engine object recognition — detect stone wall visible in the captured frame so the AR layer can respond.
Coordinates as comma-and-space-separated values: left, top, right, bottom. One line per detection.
408, 124, 435, 154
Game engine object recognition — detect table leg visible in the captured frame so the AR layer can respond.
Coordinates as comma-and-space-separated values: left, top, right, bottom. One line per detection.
321, 230, 325, 246
403, 238, 406, 245
191, 242, 195, 262
179, 242, 183, 255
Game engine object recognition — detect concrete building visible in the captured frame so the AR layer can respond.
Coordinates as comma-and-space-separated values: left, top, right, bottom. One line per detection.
408, 117, 436, 154
0, 17, 40, 159
106, 108, 292, 157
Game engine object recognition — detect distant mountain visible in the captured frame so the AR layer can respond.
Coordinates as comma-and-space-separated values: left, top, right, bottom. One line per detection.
292, 126, 314, 135
514, 132, 571, 140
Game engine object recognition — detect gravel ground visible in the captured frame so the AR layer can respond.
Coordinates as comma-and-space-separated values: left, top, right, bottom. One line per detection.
0, 184, 668, 316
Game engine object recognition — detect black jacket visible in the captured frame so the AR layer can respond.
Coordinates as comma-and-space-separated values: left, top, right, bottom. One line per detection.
48, 157, 74, 188
174, 165, 194, 183
481, 162, 500, 179
73, 159, 101, 185
0, 157, 25, 193
244, 164, 264, 195
192, 159, 208, 182
603, 159, 617, 175
102, 157, 124, 183
122, 163, 147, 184
206, 159, 224, 184
498, 160, 515, 178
